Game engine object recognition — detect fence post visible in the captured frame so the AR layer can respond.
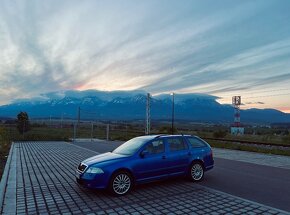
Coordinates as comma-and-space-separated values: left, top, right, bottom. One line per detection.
91, 122, 93, 142
106, 124, 110, 141
126, 124, 128, 139
73, 123, 77, 143
22, 121, 25, 139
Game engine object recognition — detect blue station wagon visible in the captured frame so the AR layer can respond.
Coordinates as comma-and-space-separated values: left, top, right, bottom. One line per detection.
76, 134, 214, 196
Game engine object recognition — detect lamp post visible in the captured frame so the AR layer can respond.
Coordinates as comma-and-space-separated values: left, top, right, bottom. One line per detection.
171, 93, 175, 135
61, 112, 65, 129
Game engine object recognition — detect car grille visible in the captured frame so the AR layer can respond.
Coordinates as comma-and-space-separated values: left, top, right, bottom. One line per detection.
77, 163, 87, 172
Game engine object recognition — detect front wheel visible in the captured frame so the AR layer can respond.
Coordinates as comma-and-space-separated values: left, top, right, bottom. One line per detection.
190, 162, 204, 182
109, 171, 132, 196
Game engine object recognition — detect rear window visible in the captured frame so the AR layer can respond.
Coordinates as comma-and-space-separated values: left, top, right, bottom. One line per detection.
168, 138, 188, 151
187, 137, 207, 148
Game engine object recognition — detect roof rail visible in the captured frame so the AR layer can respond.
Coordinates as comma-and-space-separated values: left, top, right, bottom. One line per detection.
154, 134, 167, 138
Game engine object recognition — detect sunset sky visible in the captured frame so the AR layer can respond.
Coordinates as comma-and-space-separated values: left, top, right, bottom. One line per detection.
0, 0, 290, 112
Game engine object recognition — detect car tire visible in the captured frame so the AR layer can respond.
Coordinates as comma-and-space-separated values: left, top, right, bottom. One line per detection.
109, 171, 133, 196
189, 162, 204, 182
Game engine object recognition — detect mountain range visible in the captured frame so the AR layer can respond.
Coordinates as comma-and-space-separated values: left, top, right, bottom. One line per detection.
0, 90, 289, 124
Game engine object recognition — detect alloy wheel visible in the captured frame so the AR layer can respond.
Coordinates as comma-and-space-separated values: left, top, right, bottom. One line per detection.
112, 173, 131, 195
191, 163, 204, 181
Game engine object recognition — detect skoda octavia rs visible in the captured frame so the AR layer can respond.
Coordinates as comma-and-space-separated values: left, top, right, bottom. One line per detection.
76, 134, 214, 196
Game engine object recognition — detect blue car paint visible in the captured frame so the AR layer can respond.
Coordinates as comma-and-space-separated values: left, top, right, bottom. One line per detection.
76, 135, 214, 189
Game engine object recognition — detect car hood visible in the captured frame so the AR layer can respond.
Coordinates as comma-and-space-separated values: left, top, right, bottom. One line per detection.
82, 152, 128, 166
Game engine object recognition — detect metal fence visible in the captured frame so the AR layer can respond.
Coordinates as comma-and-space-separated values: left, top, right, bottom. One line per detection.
0, 119, 152, 142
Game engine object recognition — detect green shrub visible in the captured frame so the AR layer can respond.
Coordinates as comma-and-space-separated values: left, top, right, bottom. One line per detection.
282, 135, 290, 144
213, 130, 227, 138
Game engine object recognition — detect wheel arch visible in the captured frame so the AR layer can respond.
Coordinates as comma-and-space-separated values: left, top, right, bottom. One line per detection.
190, 159, 205, 169
111, 168, 135, 183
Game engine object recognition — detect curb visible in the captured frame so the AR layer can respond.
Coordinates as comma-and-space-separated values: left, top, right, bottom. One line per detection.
0, 142, 14, 214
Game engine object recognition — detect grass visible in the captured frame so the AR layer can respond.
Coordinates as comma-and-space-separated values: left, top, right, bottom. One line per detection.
191, 131, 290, 145
0, 127, 11, 181
207, 140, 290, 157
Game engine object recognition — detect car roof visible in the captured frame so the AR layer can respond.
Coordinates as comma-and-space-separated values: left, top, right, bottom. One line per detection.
138, 134, 193, 140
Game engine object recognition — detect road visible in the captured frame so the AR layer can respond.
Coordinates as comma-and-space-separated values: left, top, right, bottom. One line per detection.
73, 140, 290, 212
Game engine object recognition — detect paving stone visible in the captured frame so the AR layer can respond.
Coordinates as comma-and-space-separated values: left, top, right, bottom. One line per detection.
0, 141, 288, 215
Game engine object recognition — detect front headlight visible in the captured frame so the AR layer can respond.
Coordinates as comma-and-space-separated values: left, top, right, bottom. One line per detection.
86, 167, 104, 174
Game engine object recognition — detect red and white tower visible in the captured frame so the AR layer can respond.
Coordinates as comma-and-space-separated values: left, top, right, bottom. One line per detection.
231, 96, 244, 135
232, 96, 241, 127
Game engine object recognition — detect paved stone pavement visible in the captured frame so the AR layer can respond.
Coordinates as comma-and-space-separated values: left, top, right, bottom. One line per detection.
0, 141, 289, 215
213, 148, 290, 170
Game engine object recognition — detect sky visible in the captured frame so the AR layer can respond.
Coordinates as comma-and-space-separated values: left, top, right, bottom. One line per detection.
0, 0, 290, 112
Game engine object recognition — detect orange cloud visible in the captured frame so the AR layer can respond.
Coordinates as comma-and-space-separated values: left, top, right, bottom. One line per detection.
277, 107, 290, 113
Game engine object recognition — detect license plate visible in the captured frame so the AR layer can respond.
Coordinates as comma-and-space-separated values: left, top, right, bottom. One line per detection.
76, 171, 81, 179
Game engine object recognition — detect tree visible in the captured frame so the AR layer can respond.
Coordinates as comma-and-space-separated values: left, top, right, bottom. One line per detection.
17, 112, 31, 134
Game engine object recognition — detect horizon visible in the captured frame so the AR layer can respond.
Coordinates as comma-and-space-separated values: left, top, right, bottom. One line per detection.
1, 88, 289, 114
1, 0, 290, 113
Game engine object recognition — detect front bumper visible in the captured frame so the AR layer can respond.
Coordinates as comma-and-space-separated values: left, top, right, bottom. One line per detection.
76, 171, 110, 189
76, 178, 102, 189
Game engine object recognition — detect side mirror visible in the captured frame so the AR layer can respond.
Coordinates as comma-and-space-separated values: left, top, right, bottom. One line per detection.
140, 150, 149, 158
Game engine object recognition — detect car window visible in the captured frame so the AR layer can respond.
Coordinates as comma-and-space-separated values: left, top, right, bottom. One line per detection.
113, 137, 148, 155
187, 137, 207, 148
168, 138, 187, 151
145, 140, 165, 154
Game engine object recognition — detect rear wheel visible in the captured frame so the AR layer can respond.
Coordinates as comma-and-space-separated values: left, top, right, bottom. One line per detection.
109, 171, 132, 196
190, 162, 204, 182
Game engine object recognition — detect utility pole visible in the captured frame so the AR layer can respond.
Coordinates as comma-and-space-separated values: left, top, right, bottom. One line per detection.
106, 124, 110, 141
145, 93, 151, 135
61, 112, 63, 129
91, 121, 93, 141
171, 93, 175, 135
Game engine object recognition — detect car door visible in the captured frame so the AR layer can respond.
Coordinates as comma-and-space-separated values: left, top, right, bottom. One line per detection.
186, 136, 214, 167
133, 139, 169, 182
165, 137, 191, 176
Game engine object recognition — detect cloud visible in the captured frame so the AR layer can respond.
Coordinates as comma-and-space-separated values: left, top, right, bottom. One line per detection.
0, 0, 290, 113
245, 101, 265, 105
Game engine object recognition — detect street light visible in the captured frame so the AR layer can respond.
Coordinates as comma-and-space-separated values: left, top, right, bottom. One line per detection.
171, 93, 175, 135
61, 112, 65, 128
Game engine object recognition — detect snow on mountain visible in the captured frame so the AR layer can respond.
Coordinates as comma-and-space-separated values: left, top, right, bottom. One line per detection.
0, 89, 290, 123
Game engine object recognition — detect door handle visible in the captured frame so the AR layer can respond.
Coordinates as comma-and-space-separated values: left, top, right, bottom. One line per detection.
162, 155, 166, 159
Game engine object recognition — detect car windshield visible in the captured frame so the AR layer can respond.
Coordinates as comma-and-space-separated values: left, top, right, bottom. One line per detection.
113, 137, 148, 155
